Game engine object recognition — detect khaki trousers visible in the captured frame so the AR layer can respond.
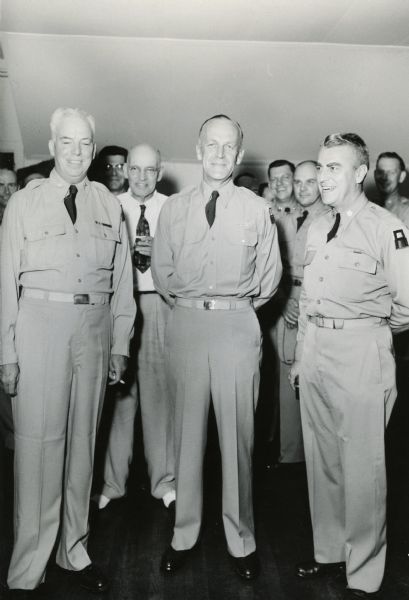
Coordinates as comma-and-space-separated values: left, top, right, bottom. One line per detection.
300, 321, 396, 593
102, 292, 174, 500
167, 304, 261, 557
8, 297, 111, 590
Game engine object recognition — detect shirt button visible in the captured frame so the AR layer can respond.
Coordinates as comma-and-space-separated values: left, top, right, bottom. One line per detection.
44, 231, 49, 235
354, 262, 360, 267
211, 236, 215, 241
319, 277, 324, 282
104, 233, 107, 238
76, 253, 80, 258
210, 260, 214, 265
78, 278, 82, 283
317, 300, 321, 304
74, 228, 79, 233
324, 255, 329, 260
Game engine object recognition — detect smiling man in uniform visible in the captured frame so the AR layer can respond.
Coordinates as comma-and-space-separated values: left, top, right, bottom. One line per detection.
152, 114, 282, 580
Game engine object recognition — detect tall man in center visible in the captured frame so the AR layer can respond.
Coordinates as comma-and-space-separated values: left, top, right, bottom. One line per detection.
152, 114, 282, 579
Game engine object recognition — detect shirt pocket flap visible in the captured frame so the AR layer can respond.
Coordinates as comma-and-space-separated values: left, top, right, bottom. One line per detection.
25, 223, 66, 241
338, 250, 377, 274
91, 223, 120, 243
226, 227, 257, 246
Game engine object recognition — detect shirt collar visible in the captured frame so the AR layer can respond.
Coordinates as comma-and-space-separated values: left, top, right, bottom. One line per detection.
201, 179, 235, 208
336, 192, 368, 221
50, 168, 89, 193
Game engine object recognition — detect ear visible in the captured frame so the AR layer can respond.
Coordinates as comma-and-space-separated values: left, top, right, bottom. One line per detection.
236, 147, 245, 166
48, 139, 55, 158
196, 143, 203, 161
355, 164, 368, 184
400, 170, 407, 184
92, 143, 96, 160
157, 165, 164, 183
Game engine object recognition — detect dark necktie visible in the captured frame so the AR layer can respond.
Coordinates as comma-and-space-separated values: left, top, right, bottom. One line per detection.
134, 204, 150, 273
326, 212, 341, 243
64, 185, 78, 224
296, 210, 308, 232
205, 190, 219, 228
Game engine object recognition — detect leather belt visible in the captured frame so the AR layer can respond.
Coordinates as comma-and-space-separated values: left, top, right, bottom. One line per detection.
175, 298, 252, 310
21, 288, 110, 305
308, 316, 387, 329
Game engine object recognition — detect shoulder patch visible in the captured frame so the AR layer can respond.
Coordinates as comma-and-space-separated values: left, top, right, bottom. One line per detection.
394, 229, 409, 249
269, 207, 275, 224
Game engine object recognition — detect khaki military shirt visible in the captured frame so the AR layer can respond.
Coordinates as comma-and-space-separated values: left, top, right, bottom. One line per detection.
151, 179, 282, 309
295, 193, 409, 360
0, 169, 136, 364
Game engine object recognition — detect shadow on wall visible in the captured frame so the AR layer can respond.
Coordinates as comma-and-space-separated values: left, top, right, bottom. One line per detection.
157, 175, 180, 197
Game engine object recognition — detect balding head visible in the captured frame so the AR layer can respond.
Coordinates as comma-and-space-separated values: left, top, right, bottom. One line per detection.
126, 144, 163, 202
0, 168, 17, 223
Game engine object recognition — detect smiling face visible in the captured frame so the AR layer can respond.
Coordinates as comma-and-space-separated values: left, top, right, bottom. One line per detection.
49, 114, 95, 184
268, 164, 294, 203
374, 156, 405, 197
293, 162, 320, 208
103, 154, 127, 193
126, 144, 162, 202
317, 144, 367, 209
0, 168, 17, 222
196, 118, 244, 187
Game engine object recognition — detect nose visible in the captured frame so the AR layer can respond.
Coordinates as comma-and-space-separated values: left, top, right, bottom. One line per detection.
216, 145, 225, 159
72, 140, 81, 155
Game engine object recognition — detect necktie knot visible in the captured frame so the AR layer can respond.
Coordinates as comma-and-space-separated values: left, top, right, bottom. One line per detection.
205, 190, 219, 228
140, 204, 146, 217
69, 184, 78, 198
296, 209, 309, 231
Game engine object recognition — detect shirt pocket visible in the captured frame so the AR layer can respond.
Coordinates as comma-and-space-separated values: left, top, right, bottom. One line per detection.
175, 227, 207, 274
23, 223, 67, 267
223, 225, 258, 286
89, 223, 121, 267
332, 249, 378, 301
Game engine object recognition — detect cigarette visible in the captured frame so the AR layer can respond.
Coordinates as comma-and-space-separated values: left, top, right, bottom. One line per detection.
119, 379, 125, 384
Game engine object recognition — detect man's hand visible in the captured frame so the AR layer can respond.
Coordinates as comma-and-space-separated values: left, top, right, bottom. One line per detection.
288, 360, 301, 391
283, 298, 299, 329
108, 354, 128, 386
0, 363, 19, 396
134, 235, 153, 257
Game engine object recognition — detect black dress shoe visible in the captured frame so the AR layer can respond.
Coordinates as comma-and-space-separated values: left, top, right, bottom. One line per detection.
230, 551, 259, 580
160, 546, 192, 574
297, 559, 346, 579
345, 588, 380, 598
72, 564, 109, 593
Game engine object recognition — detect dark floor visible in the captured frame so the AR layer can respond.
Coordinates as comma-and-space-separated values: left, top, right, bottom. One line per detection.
1, 363, 409, 600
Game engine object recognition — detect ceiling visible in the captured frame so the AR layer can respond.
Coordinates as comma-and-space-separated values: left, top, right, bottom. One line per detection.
1, 0, 409, 173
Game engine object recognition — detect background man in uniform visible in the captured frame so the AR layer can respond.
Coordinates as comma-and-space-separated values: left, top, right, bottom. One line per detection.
0, 107, 135, 597
96, 145, 128, 196
93, 143, 175, 511
290, 133, 409, 598
152, 114, 282, 580
274, 160, 327, 464
374, 151, 409, 226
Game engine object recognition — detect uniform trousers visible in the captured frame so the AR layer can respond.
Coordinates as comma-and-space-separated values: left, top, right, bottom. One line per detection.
167, 303, 261, 557
275, 315, 304, 463
8, 297, 111, 590
300, 321, 396, 593
102, 292, 174, 500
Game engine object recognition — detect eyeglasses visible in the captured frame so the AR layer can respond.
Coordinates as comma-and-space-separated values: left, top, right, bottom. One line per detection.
128, 167, 158, 177
269, 175, 292, 185
104, 163, 125, 172
0, 182, 17, 193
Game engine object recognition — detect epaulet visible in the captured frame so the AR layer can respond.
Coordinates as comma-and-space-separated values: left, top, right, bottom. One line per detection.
167, 185, 196, 202
25, 178, 47, 190
91, 180, 111, 193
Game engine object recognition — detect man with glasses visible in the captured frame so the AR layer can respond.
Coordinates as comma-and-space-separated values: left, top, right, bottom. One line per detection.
97, 145, 128, 196
0, 168, 18, 224
93, 144, 175, 512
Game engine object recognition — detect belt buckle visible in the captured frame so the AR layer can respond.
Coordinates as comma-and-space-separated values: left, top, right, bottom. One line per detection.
74, 294, 90, 305
204, 300, 216, 310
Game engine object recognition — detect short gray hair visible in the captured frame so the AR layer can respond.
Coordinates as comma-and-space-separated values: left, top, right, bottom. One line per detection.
321, 133, 369, 169
50, 107, 96, 139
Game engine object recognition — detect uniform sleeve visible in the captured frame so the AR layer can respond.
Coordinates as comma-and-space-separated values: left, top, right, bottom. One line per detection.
0, 196, 24, 364
151, 201, 175, 306
253, 206, 282, 309
110, 215, 136, 356
382, 222, 409, 332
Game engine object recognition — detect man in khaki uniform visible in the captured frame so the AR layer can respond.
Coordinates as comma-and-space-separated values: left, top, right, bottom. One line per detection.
374, 151, 409, 225
93, 144, 175, 510
0, 107, 135, 597
275, 161, 327, 463
290, 133, 409, 598
152, 114, 282, 579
